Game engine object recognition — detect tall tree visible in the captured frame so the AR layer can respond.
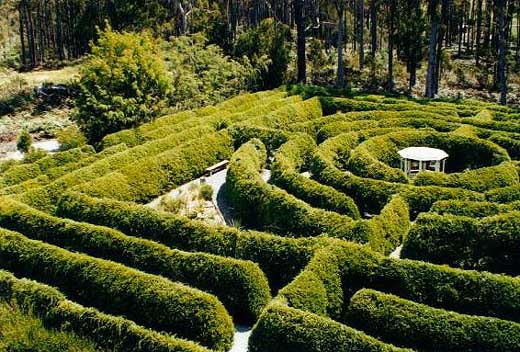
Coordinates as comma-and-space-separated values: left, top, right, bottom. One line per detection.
426, 0, 441, 98
387, 0, 396, 90
496, 0, 507, 104
294, 0, 307, 83
336, 0, 347, 87
357, 0, 365, 70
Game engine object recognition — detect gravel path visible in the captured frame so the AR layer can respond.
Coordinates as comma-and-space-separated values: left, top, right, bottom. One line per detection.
230, 325, 252, 352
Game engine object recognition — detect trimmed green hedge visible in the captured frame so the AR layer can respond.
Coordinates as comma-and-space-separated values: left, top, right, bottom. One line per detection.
0, 270, 209, 352
431, 199, 520, 217
56, 192, 316, 291
348, 288, 520, 352
402, 211, 520, 275
0, 229, 234, 351
249, 302, 410, 352
486, 183, 520, 203
270, 134, 360, 219
336, 242, 520, 323
226, 139, 362, 241
0, 198, 270, 324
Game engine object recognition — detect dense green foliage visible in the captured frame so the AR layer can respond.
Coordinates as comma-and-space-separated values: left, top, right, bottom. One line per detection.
16, 128, 32, 153
75, 26, 171, 144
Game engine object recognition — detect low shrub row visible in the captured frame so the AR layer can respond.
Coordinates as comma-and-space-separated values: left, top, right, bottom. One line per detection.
56, 192, 317, 291
0, 198, 271, 324
0, 229, 234, 351
431, 199, 520, 217
336, 242, 520, 323
249, 302, 410, 352
0, 270, 209, 352
401, 211, 520, 275
229, 124, 290, 152
226, 139, 365, 241
489, 133, 520, 159
75, 131, 234, 203
486, 183, 520, 203
270, 134, 360, 218
347, 288, 520, 352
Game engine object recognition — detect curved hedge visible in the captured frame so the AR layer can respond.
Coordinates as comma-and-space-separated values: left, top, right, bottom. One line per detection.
249, 302, 410, 352
0, 270, 209, 352
431, 199, 520, 217
0, 198, 270, 324
226, 139, 362, 240
56, 191, 317, 291
270, 134, 360, 219
402, 211, 520, 275
0, 229, 234, 351
348, 288, 520, 352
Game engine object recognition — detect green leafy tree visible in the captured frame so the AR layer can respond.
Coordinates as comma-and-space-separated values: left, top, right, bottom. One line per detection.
75, 25, 171, 144
16, 128, 32, 153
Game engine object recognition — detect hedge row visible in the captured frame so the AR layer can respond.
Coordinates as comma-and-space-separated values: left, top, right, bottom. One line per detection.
249, 302, 410, 352
347, 288, 520, 352
0, 229, 234, 351
56, 192, 317, 291
0, 198, 270, 324
226, 139, 368, 241
413, 161, 519, 192
489, 133, 520, 159
336, 242, 520, 323
229, 124, 290, 152
0, 146, 95, 187
270, 134, 360, 218
101, 90, 286, 148
0, 270, 209, 352
486, 183, 520, 203
75, 131, 234, 203
431, 199, 520, 217
18, 124, 217, 211
401, 211, 520, 275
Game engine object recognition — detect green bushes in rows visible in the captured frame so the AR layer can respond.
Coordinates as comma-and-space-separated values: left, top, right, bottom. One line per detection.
76, 131, 234, 203
489, 134, 520, 159
336, 242, 520, 323
402, 211, 520, 275
270, 134, 360, 219
0, 229, 234, 351
486, 183, 520, 203
226, 139, 363, 241
431, 199, 520, 217
347, 289, 520, 352
249, 302, 410, 352
1, 146, 95, 187
413, 161, 519, 192
0, 198, 270, 324
229, 124, 290, 151
56, 192, 316, 291
0, 270, 209, 352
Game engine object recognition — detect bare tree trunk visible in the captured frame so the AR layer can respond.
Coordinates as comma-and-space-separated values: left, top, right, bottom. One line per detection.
497, 0, 507, 104
358, 0, 364, 70
336, 3, 346, 88
426, 0, 440, 98
476, 0, 483, 65
387, 0, 396, 90
294, 0, 307, 83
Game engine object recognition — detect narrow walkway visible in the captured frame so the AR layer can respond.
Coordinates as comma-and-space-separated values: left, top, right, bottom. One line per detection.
230, 325, 252, 352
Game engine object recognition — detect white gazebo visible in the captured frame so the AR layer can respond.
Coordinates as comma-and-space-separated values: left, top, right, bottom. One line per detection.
398, 147, 448, 177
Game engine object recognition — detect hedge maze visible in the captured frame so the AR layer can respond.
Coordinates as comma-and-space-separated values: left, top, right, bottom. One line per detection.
1, 87, 520, 351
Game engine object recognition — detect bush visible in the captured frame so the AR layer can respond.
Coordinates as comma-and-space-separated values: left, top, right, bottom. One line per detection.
430, 199, 503, 217
0, 229, 234, 351
16, 128, 32, 153
75, 26, 171, 144
56, 126, 87, 151
0, 198, 271, 324
0, 270, 209, 352
249, 302, 410, 352
486, 184, 520, 203
56, 191, 320, 291
347, 288, 520, 352
199, 184, 214, 201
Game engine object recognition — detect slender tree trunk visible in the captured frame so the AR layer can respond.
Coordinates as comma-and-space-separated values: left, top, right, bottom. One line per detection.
476, 0, 483, 65
336, 3, 346, 88
370, 0, 377, 56
426, 0, 441, 98
358, 0, 364, 70
387, 0, 396, 90
497, 0, 507, 104
294, 0, 307, 83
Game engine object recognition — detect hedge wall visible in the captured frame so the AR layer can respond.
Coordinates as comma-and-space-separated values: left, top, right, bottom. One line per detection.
347, 288, 520, 352
0, 198, 270, 324
401, 211, 520, 275
226, 139, 363, 241
0, 229, 234, 351
249, 302, 410, 352
431, 199, 520, 217
486, 184, 520, 203
56, 192, 317, 291
0, 270, 209, 352
336, 242, 520, 323
270, 134, 360, 219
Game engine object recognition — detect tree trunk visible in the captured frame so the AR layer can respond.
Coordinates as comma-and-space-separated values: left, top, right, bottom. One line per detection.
294, 0, 307, 83
336, 3, 346, 88
497, 0, 507, 104
387, 0, 396, 90
476, 0, 483, 65
426, 0, 440, 98
358, 0, 364, 70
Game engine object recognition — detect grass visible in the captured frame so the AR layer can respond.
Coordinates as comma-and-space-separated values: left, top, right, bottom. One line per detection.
0, 302, 102, 352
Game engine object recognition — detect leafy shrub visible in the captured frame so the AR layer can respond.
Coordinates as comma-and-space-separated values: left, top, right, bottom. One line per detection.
0, 271, 209, 352
16, 128, 32, 153
199, 184, 214, 201
56, 126, 87, 151
347, 289, 520, 352
0, 198, 271, 324
0, 229, 234, 351
75, 26, 171, 144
